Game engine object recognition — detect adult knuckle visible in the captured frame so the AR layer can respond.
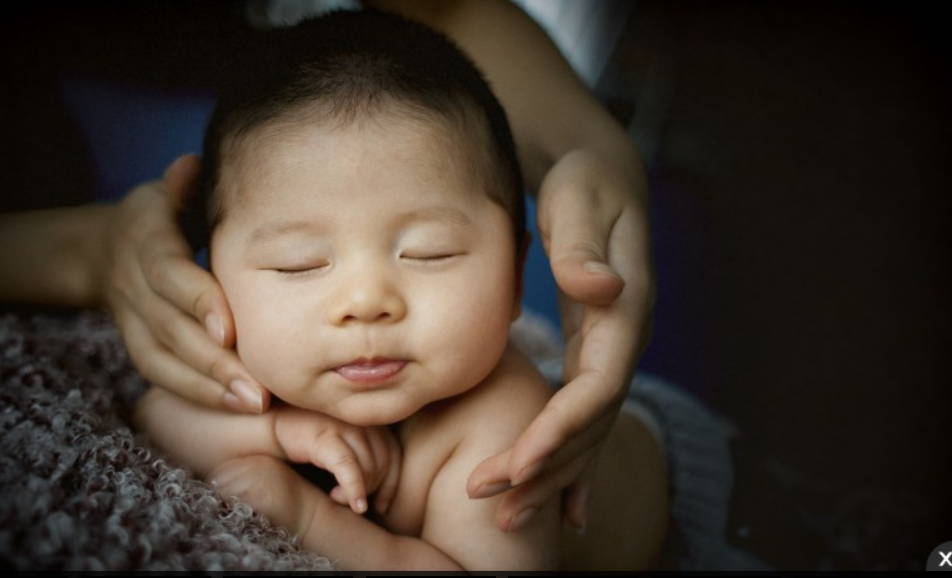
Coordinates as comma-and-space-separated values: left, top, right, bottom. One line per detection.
144, 254, 172, 293
191, 287, 213, 320
205, 353, 231, 382
543, 397, 585, 438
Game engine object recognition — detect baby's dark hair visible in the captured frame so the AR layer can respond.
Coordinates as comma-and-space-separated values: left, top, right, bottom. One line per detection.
181, 8, 525, 252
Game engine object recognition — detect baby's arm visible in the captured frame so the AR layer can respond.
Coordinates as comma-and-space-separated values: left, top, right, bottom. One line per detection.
133, 387, 400, 514
133, 385, 281, 477
211, 450, 557, 571
211, 349, 560, 570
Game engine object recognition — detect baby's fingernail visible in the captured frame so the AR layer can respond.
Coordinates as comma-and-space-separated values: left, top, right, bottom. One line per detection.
230, 379, 263, 414
470, 481, 511, 499
583, 260, 619, 278
507, 507, 538, 533
355, 498, 367, 514
205, 313, 225, 346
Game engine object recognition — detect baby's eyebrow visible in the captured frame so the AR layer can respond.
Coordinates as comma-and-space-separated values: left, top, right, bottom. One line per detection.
248, 219, 328, 245
395, 206, 473, 228
247, 206, 472, 246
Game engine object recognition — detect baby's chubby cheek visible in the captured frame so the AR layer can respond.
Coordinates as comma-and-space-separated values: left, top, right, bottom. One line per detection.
230, 308, 319, 402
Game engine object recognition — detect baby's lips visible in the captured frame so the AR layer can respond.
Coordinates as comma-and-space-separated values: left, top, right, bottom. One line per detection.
334, 358, 407, 384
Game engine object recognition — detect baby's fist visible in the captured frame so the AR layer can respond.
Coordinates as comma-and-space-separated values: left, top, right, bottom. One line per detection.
274, 407, 401, 516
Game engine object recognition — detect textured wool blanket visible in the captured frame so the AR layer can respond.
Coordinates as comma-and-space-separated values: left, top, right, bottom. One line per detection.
0, 309, 564, 571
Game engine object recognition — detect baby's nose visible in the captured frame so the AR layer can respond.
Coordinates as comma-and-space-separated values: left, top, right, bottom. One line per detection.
328, 276, 407, 326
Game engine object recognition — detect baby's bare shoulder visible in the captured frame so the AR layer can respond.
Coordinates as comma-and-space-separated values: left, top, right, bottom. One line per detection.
414, 344, 551, 453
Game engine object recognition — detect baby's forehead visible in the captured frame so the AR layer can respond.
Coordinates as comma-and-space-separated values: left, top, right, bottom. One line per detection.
216, 106, 493, 211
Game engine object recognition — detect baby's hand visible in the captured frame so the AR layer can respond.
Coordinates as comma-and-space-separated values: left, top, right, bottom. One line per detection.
273, 406, 401, 516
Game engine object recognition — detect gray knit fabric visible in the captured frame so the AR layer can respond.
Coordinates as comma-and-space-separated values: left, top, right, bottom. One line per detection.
0, 311, 334, 571
627, 374, 773, 571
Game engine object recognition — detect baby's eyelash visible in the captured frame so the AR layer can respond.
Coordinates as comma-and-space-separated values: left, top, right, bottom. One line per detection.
272, 263, 329, 276
400, 253, 461, 263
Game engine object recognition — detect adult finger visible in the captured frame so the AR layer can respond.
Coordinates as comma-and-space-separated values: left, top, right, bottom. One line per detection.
113, 301, 234, 409
131, 289, 266, 413
562, 476, 592, 531
467, 399, 614, 504
162, 154, 201, 210
310, 435, 368, 515
538, 171, 624, 306
495, 452, 595, 533
466, 448, 512, 499
137, 223, 236, 350
507, 367, 624, 486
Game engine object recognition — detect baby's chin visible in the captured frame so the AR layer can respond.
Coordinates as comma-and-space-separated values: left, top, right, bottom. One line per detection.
276, 387, 423, 427
328, 400, 420, 427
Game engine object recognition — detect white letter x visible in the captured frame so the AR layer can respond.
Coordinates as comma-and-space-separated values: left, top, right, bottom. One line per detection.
940, 551, 952, 567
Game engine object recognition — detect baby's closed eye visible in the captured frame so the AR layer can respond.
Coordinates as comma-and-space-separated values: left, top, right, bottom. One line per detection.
269, 259, 331, 276
398, 251, 466, 264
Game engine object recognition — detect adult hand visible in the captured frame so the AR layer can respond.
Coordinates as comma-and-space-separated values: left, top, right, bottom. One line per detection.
467, 147, 655, 532
100, 155, 269, 413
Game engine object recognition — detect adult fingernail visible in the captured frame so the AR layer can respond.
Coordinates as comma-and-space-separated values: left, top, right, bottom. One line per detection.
470, 481, 511, 499
223, 391, 245, 413
230, 379, 263, 414
583, 260, 619, 278
512, 461, 543, 486
205, 313, 225, 346
507, 507, 538, 532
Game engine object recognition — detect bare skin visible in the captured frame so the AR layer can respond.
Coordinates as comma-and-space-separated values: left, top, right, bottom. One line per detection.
159, 345, 669, 571
0, 0, 654, 533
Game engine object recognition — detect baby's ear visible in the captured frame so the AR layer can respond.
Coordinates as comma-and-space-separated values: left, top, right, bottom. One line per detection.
512, 232, 532, 322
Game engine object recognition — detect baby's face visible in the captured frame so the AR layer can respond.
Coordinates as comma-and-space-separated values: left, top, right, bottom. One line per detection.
210, 112, 519, 426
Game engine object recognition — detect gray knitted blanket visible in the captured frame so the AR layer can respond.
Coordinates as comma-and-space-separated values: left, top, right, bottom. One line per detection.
0, 310, 334, 571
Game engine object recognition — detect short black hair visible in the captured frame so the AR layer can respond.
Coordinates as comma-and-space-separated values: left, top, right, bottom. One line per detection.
181, 8, 525, 253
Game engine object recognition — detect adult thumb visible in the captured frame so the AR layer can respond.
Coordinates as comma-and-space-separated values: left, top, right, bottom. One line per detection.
163, 154, 202, 211
545, 193, 624, 307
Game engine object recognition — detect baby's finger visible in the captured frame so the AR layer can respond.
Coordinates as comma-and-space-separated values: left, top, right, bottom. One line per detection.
374, 432, 401, 515
366, 428, 391, 491
329, 485, 349, 506
341, 430, 376, 484
310, 435, 368, 514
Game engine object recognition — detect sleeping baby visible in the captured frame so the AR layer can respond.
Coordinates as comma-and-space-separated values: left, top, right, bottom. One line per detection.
133, 8, 668, 571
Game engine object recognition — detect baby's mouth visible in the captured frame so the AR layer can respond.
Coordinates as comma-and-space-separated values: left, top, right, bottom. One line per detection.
334, 357, 407, 386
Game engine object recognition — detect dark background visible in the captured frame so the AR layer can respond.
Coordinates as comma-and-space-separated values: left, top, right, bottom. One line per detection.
2, 1, 950, 570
